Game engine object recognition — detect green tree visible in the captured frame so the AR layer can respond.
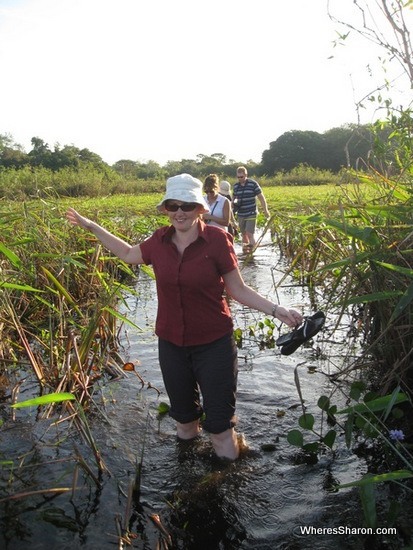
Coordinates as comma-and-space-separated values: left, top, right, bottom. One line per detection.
112, 159, 139, 178
261, 130, 326, 174
323, 124, 376, 171
28, 137, 53, 168
0, 133, 29, 168
164, 158, 199, 177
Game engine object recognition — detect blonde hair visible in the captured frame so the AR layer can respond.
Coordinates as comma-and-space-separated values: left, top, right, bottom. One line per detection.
204, 173, 219, 191
236, 166, 247, 175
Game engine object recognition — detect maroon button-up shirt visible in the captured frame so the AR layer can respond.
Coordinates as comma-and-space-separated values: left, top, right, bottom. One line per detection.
140, 221, 238, 346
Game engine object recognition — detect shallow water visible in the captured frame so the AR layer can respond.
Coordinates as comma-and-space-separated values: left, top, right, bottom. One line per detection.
0, 237, 403, 549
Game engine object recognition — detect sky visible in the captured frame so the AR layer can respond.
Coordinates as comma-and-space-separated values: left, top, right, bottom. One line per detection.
0, 0, 411, 166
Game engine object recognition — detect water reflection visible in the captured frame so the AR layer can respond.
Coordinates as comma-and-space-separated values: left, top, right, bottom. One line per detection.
1, 237, 379, 549
166, 442, 248, 548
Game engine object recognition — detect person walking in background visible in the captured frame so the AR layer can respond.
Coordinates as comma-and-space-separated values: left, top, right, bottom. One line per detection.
66, 174, 302, 461
233, 166, 270, 252
219, 180, 239, 237
202, 174, 231, 231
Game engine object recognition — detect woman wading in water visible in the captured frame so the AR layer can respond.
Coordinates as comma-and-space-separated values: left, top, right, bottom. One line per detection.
66, 173, 302, 460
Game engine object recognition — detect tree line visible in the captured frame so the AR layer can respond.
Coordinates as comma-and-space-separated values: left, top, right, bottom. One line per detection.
0, 121, 396, 185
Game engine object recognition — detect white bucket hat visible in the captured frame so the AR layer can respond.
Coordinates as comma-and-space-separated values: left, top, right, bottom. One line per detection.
157, 174, 209, 212
219, 180, 231, 195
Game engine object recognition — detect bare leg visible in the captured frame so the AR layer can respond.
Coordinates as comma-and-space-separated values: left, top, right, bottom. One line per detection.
176, 420, 201, 440
242, 231, 250, 246
246, 230, 255, 247
210, 428, 239, 460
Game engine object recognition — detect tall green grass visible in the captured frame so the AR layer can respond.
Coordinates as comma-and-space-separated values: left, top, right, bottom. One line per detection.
1, 175, 412, 528
0, 163, 340, 201
267, 172, 413, 391
1, 173, 412, 395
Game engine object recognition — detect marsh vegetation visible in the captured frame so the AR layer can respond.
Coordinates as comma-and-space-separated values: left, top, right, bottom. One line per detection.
1, 149, 413, 546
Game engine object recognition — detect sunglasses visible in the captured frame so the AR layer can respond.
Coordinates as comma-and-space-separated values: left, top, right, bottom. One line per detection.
164, 202, 198, 212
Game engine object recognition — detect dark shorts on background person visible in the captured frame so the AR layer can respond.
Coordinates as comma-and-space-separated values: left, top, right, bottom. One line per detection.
238, 216, 256, 235
158, 333, 238, 434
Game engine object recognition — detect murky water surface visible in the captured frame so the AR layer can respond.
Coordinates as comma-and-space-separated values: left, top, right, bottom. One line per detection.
0, 238, 396, 549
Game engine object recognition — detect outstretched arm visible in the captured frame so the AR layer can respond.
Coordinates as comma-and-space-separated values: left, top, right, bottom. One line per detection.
223, 267, 302, 327
66, 208, 144, 265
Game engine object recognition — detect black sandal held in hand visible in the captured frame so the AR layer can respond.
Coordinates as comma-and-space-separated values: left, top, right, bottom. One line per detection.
276, 311, 326, 356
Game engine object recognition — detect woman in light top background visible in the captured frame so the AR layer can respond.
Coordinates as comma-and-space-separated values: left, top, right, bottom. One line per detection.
219, 180, 239, 237
202, 173, 231, 231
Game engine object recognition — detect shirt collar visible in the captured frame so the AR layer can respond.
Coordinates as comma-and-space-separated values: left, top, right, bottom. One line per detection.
162, 220, 209, 243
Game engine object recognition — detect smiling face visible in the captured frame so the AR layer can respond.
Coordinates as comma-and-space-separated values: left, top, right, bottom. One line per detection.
162, 200, 204, 232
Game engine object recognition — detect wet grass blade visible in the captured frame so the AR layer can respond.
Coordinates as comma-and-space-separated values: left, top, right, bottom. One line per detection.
337, 393, 409, 415
0, 282, 43, 292
41, 266, 83, 317
337, 470, 413, 489
11, 392, 75, 408
360, 478, 377, 529
102, 306, 143, 331
0, 242, 22, 269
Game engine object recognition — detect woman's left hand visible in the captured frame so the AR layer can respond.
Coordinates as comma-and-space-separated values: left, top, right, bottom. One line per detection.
274, 306, 303, 328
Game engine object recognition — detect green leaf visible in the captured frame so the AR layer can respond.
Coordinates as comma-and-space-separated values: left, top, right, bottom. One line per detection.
321, 218, 380, 246
157, 402, 170, 414
360, 477, 377, 529
373, 260, 413, 278
313, 250, 372, 274
355, 416, 367, 429
102, 306, 143, 332
345, 413, 354, 449
337, 392, 409, 415
337, 470, 413, 489
383, 384, 403, 422
287, 429, 304, 447
298, 413, 315, 430
11, 392, 75, 408
41, 266, 82, 316
342, 290, 402, 306
323, 430, 337, 449
233, 328, 243, 348
302, 442, 319, 453
390, 280, 413, 323
364, 391, 378, 402
372, 260, 413, 323
0, 242, 22, 269
350, 380, 366, 401
363, 421, 380, 438
317, 396, 330, 411
140, 264, 155, 279
0, 282, 43, 292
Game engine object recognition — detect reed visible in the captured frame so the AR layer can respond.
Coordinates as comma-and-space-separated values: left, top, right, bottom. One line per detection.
267, 170, 413, 391
0, 199, 156, 412
1, 176, 411, 394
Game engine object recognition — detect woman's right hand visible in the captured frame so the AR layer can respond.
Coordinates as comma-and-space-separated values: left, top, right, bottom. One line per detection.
66, 207, 92, 230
